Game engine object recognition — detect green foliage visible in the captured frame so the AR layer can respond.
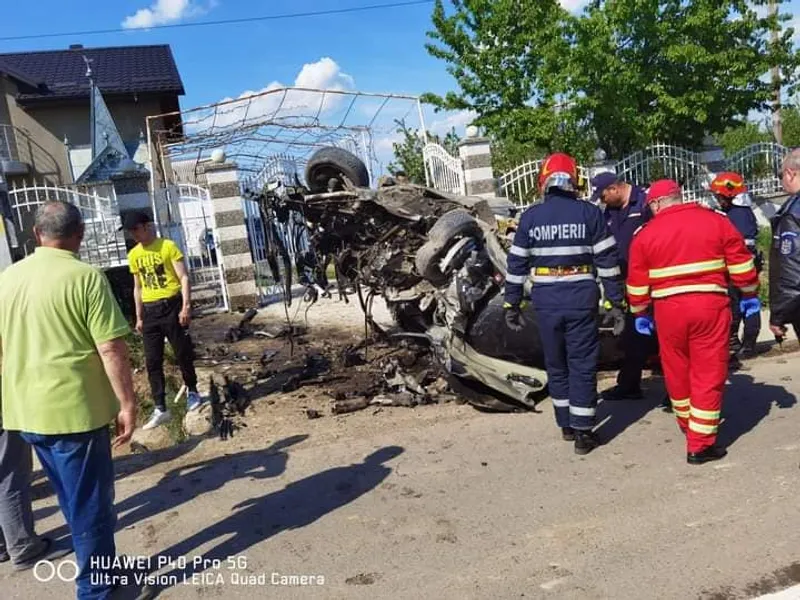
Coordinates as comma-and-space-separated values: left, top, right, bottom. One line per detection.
719, 122, 772, 157
425, 0, 800, 159
782, 106, 800, 148
387, 118, 461, 184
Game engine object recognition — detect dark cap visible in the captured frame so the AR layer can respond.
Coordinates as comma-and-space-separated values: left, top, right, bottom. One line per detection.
590, 171, 619, 203
119, 210, 153, 231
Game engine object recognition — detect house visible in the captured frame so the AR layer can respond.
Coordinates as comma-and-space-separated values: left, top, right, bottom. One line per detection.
0, 43, 185, 186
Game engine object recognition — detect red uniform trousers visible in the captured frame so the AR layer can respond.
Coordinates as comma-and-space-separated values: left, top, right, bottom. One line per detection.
653, 293, 730, 453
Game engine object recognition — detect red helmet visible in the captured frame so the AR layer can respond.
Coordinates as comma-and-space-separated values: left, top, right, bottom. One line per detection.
538, 153, 578, 194
709, 172, 747, 199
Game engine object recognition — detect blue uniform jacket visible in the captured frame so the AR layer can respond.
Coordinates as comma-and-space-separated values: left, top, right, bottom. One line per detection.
505, 190, 625, 310
604, 185, 649, 276
722, 204, 758, 251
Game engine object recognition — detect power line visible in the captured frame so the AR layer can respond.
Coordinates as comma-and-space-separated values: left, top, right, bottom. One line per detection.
0, 0, 435, 42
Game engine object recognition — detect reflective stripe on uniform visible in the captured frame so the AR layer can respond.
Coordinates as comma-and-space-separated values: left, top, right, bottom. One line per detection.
505, 273, 527, 284
552, 398, 569, 408
649, 258, 725, 279
569, 405, 596, 417
592, 236, 617, 254
740, 284, 759, 293
509, 245, 531, 257
728, 258, 755, 275
627, 284, 649, 296
630, 304, 648, 314
651, 283, 728, 298
671, 397, 691, 419
673, 408, 691, 419
597, 266, 621, 277
533, 273, 596, 283
671, 397, 690, 408
688, 420, 718, 435
690, 406, 721, 421
530, 245, 592, 257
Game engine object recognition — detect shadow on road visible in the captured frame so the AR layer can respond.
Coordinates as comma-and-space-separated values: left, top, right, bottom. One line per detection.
141, 445, 404, 597
717, 372, 797, 449
594, 378, 665, 445
40, 435, 308, 546
30, 437, 206, 502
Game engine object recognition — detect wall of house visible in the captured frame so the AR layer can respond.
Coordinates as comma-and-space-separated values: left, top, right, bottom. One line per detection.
3, 79, 176, 185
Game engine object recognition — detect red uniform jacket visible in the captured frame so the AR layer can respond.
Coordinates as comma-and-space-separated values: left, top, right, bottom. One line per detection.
626, 203, 759, 313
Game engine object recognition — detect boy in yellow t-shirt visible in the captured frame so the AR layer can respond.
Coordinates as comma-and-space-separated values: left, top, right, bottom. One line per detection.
123, 211, 205, 429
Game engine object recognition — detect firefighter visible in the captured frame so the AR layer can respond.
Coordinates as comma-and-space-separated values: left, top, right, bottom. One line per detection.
590, 172, 654, 401
626, 180, 760, 465
769, 149, 800, 342
504, 153, 626, 455
709, 172, 762, 358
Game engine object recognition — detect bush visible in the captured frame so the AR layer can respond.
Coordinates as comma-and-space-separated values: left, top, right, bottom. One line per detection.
756, 226, 771, 306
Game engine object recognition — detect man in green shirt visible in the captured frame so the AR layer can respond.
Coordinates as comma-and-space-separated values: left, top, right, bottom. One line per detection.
0, 201, 137, 600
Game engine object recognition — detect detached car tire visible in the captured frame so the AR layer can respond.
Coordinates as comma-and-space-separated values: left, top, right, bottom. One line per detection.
305, 147, 370, 193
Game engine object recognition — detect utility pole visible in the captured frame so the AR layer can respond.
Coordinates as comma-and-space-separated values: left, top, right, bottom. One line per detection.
770, 0, 783, 144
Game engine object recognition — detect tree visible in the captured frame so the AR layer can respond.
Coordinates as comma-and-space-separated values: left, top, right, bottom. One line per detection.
718, 122, 772, 157
387, 119, 460, 184
424, 0, 800, 160
422, 0, 595, 161
781, 106, 800, 148
570, 0, 799, 156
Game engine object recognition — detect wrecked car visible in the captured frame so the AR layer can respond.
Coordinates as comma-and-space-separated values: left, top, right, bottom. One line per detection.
242, 147, 626, 412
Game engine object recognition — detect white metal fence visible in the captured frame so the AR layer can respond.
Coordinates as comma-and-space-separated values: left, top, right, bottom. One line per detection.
423, 142, 465, 195
156, 183, 229, 313
498, 143, 790, 209
498, 159, 592, 206
7, 181, 126, 268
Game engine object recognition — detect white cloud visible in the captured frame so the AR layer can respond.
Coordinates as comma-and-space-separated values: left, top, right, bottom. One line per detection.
559, 0, 588, 13
429, 110, 477, 136
122, 0, 213, 29
188, 57, 356, 131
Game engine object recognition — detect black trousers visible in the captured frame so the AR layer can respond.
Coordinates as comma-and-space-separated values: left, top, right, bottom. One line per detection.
617, 312, 658, 393
729, 286, 761, 351
142, 295, 198, 411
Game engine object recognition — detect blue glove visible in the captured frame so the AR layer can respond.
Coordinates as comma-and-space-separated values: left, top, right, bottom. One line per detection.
740, 297, 761, 319
635, 315, 655, 336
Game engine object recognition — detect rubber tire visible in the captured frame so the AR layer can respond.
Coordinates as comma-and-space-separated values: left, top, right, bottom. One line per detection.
427, 209, 482, 244
414, 238, 450, 286
305, 147, 370, 193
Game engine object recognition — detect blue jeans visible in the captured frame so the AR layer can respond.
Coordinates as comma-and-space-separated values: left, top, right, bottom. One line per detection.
22, 427, 116, 600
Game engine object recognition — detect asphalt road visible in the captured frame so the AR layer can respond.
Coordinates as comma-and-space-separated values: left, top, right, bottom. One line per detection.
4, 312, 800, 600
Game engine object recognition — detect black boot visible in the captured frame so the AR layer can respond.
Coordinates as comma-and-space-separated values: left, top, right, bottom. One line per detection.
602, 386, 644, 401
660, 394, 672, 413
561, 427, 575, 442
687, 445, 727, 465
574, 430, 600, 455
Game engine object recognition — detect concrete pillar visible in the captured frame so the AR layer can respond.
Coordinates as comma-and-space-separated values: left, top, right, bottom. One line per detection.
203, 162, 258, 311
458, 128, 497, 198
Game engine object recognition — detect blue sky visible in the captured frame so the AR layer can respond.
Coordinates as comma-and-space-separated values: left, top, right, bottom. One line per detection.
2, 0, 799, 169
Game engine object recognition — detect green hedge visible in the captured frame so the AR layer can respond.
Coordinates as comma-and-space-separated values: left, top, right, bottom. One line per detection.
757, 226, 771, 306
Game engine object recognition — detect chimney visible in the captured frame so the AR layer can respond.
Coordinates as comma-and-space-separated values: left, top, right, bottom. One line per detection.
69, 44, 84, 50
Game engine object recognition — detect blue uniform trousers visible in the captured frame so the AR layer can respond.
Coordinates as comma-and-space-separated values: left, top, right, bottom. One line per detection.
537, 308, 599, 430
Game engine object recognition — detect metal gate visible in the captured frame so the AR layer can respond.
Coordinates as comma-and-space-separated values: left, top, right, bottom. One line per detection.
724, 142, 788, 197
423, 142, 465, 195
498, 159, 592, 207
7, 181, 126, 268
159, 183, 229, 313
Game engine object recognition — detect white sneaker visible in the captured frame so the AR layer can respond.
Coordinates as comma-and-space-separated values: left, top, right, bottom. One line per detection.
142, 408, 172, 430
186, 391, 206, 412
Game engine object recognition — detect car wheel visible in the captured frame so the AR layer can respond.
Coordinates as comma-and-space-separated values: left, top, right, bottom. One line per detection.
414, 239, 450, 286
305, 147, 370, 193
427, 209, 482, 244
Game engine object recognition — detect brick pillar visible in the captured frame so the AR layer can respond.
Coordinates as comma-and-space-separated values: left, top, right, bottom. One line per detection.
204, 162, 258, 311
458, 129, 497, 198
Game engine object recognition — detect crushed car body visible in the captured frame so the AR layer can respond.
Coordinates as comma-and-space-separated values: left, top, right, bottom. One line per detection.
242, 147, 626, 412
